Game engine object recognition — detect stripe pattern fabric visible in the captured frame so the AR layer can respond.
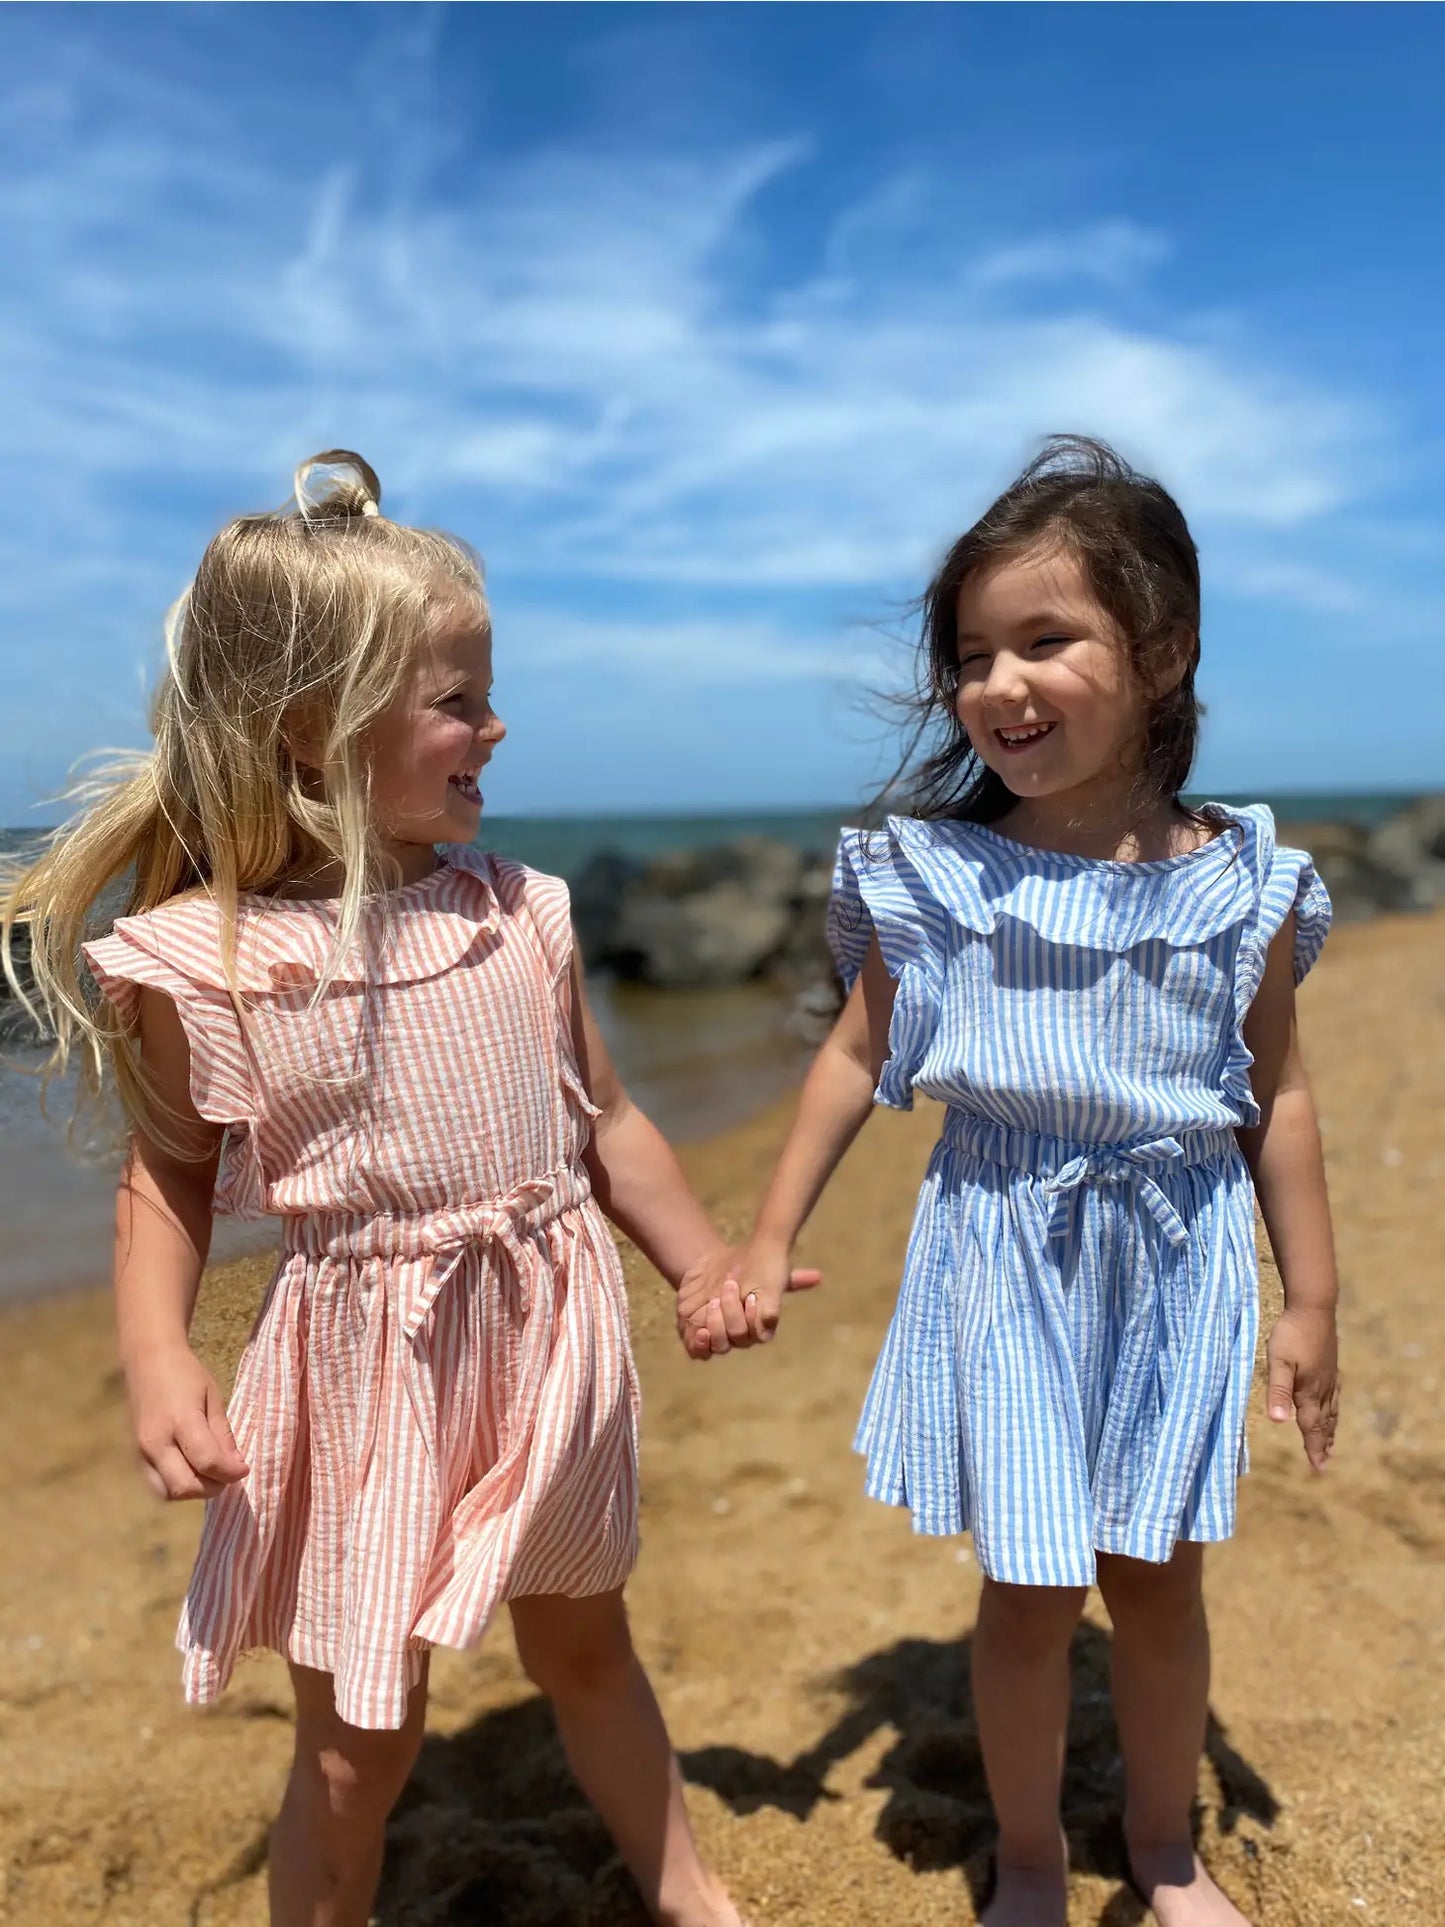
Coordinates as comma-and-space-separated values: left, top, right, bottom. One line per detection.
85, 849, 639, 1728
828, 805, 1330, 1587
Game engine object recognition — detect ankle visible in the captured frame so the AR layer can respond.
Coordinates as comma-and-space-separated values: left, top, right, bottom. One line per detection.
1126, 1823, 1196, 1856
995, 1826, 1069, 1876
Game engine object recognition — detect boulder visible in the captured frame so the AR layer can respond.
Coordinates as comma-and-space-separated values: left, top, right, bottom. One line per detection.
610, 882, 796, 989
574, 835, 829, 989
1284, 819, 1414, 923
568, 849, 640, 962
1364, 795, 1445, 911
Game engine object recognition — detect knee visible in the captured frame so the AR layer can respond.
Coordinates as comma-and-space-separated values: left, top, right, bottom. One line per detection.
292, 1724, 420, 1849
513, 1598, 637, 1707
977, 1579, 1086, 1662
1097, 1548, 1206, 1638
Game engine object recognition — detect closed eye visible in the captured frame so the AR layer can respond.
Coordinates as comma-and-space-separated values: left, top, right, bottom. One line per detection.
1032, 634, 1070, 650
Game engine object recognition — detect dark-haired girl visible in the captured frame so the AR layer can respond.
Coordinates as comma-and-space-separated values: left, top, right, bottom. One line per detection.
678, 439, 1339, 1927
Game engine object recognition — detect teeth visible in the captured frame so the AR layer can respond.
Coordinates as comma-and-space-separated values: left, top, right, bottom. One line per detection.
999, 724, 1052, 743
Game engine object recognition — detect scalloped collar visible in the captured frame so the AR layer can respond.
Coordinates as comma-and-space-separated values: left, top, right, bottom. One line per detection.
881, 807, 1263, 951
110, 845, 501, 993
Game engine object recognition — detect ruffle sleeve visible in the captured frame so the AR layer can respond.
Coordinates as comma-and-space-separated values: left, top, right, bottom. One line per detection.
82, 901, 266, 1216
1233, 805, 1334, 1010
827, 822, 947, 1110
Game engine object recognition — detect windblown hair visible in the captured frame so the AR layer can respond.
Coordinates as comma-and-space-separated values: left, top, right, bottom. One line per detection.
877, 434, 1204, 826
1, 450, 486, 1143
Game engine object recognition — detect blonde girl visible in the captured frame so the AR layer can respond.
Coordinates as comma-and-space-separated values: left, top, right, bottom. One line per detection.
4, 453, 801, 1927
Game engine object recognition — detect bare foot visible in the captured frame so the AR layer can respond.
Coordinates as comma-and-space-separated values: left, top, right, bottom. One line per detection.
1129, 1840, 1251, 1926
982, 1861, 1069, 1927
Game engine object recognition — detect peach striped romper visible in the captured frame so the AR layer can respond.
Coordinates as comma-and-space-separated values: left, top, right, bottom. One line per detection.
85, 848, 639, 1729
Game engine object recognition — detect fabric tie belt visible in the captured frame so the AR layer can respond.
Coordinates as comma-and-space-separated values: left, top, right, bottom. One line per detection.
941, 1111, 1236, 1251
283, 1165, 591, 1338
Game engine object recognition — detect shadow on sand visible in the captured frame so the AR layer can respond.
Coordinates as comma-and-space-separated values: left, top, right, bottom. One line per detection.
373, 1620, 1279, 1926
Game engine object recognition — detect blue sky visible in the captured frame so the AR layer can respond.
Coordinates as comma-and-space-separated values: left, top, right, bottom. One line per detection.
1, 2, 1441, 821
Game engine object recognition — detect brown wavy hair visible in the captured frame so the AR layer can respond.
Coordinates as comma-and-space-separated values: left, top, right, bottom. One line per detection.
878, 434, 1205, 826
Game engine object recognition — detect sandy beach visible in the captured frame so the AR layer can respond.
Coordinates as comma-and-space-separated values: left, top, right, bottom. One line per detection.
1, 907, 1441, 1927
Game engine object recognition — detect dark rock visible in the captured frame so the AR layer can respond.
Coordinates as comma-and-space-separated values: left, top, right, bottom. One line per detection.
577, 836, 828, 990
1281, 820, 1414, 923
610, 884, 795, 988
1364, 794, 1445, 911
568, 850, 642, 962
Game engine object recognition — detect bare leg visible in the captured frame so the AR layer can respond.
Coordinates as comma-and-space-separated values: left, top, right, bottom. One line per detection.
1097, 1545, 1250, 1926
510, 1589, 741, 1927
972, 1577, 1087, 1927
268, 1659, 429, 1927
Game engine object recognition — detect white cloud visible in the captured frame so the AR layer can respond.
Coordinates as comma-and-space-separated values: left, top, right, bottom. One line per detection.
1226, 561, 1365, 616
972, 221, 1171, 292
503, 609, 874, 687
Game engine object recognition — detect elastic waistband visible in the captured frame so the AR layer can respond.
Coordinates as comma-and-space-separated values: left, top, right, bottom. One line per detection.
282, 1164, 591, 1264
940, 1110, 1235, 1180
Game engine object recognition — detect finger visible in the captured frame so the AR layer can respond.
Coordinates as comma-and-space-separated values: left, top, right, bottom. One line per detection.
1296, 1390, 1338, 1472
1265, 1356, 1296, 1424
719, 1279, 752, 1346
175, 1411, 238, 1484
751, 1290, 783, 1343
148, 1443, 209, 1503
704, 1299, 731, 1355
744, 1291, 767, 1343
687, 1325, 714, 1362
203, 1394, 249, 1481
785, 1268, 824, 1293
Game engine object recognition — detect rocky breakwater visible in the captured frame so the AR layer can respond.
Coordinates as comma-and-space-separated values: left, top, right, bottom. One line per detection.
569, 795, 1445, 995
571, 834, 838, 991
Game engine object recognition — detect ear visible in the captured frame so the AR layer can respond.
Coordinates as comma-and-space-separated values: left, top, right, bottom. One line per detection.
280, 700, 330, 775
1148, 629, 1197, 701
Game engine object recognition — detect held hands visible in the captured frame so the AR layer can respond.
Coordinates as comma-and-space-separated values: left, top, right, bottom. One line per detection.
675, 1242, 822, 1359
126, 1343, 249, 1501
1266, 1306, 1339, 1471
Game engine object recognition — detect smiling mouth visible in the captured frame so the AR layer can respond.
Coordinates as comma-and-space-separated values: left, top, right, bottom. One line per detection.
994, 722, 1057, 753
448, 769, 483, 804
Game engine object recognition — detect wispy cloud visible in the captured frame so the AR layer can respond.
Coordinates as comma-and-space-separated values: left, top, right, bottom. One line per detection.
972, 220, 1171, 292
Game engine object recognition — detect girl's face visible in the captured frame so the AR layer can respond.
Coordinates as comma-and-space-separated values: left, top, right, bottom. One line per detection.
365, 601, 506, 876
953, 545, 1147, 810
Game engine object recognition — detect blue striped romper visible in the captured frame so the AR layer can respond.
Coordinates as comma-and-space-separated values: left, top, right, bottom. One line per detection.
828, 804, 1331, 1587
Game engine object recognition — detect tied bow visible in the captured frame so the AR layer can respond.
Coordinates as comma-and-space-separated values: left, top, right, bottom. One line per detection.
1042, 1138, 1192, 1249
398, 1176, 564, 1339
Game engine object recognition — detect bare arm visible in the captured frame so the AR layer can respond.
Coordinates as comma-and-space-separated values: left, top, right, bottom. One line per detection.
568, 950, 733, 1289
1238, 915, 1339, 1467
677, 933, 899, 1352
116, 989, 248, 1500
752, 934, 898, 1252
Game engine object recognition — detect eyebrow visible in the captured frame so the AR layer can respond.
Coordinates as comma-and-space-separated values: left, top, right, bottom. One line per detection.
956, 611, 1077, 644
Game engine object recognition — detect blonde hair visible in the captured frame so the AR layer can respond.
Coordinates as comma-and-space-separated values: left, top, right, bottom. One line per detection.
1, 449, 487, 1143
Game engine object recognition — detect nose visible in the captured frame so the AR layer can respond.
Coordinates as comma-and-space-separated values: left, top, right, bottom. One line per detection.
482, 706, 506, 747
981, 649, 1031, 708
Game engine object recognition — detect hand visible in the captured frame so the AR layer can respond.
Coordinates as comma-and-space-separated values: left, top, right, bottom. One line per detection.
126, 1343, 249, 1501
675, 1242, 822, 1359
1266, 1306, 1339, 1471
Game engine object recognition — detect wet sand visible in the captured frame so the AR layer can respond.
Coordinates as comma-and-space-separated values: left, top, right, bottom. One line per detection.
1, 909, 1441, 1925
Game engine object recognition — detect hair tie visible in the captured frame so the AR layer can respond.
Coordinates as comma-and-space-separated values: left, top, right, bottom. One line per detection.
360, 499, 381, 519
